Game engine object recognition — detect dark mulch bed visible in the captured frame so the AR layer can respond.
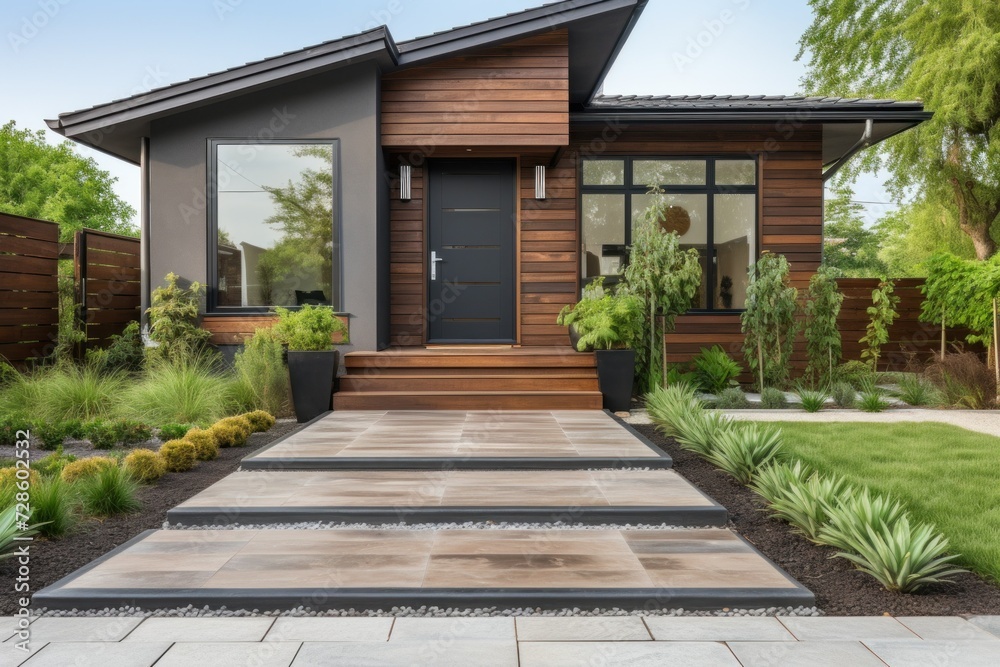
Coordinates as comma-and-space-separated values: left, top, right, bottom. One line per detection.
0, 421, 300, 615
635, 423, 1000, 616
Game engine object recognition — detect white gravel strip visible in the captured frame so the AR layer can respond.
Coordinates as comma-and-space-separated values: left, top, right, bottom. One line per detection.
163, 521, 719, 531
33, 604, 820, 618
625, 407, 1000, 437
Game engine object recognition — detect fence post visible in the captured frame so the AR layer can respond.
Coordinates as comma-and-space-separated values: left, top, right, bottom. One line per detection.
73, 229, 86, 361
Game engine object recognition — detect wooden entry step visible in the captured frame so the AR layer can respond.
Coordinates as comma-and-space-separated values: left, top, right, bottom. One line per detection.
335, 347, 601, 410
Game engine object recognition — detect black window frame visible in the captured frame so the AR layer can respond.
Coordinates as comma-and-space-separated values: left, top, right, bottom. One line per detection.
578, 155, 759, 313
206, 138, 342, 314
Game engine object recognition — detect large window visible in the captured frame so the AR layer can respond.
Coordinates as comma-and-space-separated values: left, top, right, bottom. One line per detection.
581, 157, 757, 310
210, 140, 339, 310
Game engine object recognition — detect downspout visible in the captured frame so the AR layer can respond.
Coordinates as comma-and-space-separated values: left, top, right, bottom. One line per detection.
140, 136, 151, 336
822, 119, 873, 182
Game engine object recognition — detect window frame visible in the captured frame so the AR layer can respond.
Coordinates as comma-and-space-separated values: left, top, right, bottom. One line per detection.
206, 138, 342, 314
578, 155, 759, 313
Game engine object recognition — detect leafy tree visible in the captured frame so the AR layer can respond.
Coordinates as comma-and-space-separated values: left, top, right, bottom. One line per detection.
922, 252, 1000, 351
823, 185, 888, 277
878, 199, 980, 276
0, 121, 136, 241
804, 266, 844, 384
622, 188, 703, 393
860, 279, 900, 371
798, 0, 1000, 259
742, 253, 800, 390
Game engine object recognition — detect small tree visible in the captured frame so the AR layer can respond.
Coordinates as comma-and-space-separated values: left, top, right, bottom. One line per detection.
860, 279, 900, 371
741, 253, 800, 390
146, 273, 212, 363
622, 188, 703, 393
804, 266, 844, 384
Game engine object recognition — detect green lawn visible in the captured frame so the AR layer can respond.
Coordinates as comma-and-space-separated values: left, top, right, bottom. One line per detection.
770, 421, 1000, 582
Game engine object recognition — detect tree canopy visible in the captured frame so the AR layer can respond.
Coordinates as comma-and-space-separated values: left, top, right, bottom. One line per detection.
822, 185, 888, 277
0, 121, 136, 241
798, 0, 1000, 259
877, 198, 983, 276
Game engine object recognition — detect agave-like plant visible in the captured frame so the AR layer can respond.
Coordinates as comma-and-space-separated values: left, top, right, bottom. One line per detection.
704, 423, 785, 484
750, 460, 813, 503
818, 488, 908, 552
673, 410, 735, 456
766, 471, 852, 542
644, 382, 703, 439
795, 388, 829, 413
827, 515, 966, 593
0, 505, 44, 560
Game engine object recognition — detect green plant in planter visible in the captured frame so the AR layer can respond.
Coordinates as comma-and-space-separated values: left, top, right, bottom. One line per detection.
273, 305, 349, 351
564, 292, 644, 352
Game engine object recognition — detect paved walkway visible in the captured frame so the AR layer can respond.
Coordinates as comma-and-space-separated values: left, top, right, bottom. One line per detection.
4, 615, 1000, 666
627, 407, 1000, 437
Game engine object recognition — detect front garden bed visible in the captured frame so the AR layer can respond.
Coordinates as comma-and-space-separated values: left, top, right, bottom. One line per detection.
634, 423, 1000, 616
0, 421, 300, 615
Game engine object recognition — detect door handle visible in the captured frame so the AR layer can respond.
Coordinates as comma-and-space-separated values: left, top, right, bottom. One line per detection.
430, 250, 444, 281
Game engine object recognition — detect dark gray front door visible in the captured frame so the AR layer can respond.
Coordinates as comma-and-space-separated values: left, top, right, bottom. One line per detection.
427, 159, 516, 343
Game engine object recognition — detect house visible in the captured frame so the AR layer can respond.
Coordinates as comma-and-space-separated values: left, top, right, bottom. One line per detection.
46, 0, 929, 409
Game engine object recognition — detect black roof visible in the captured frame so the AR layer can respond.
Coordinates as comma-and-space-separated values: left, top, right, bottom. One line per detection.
590, 94, 926, 111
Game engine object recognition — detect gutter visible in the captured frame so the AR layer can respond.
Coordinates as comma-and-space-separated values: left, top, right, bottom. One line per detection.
822, 118, 873, 182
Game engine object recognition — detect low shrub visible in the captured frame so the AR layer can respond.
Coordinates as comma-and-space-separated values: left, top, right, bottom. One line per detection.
34, 421, 69, 450
185, 428, 219, 461
834, 360, 877, 390
704, 423, 785, 484
857, 382, 891, 413
159, 439, 197, 472
30, 476, 76, 538
126, 357, 232, 425
157, 423, 192, 441
84, 419, 153, 449
33, 448, 77, 478
60, 456, 117, 484
645, 383, 702, 439
713, 387, 750, 410
760, 387, 788, 410
229, 328, 290, 416
78, 466, 141, 516
34, 365, 127, 422
831, 381, 856, 408
818, 488, 909, 553
242, 410, 276, 433
795, 389, 828, 413
0, 413, 28, 446
925, 352, 996, 409
825, 514, 966, 593
765, 471, 851, 543
211, 416, 253, 448
692, 346, 742, 394
673, 410, 735, 456
0, 467, 39, 507
895, 375, 941, 407
123, 449, 167, 483
86, 321, 144, 376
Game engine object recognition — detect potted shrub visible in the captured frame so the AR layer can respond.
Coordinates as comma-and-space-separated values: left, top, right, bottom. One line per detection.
273, 305, 349, 422
560, 290, 643, 411
556, 278, 607, 352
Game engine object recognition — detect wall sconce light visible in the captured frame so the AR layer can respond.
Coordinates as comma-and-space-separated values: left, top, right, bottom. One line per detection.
399, 165, 412, 202
535, 165, 546, 200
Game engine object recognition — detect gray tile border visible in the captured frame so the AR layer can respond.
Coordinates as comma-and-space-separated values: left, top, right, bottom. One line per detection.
5, 617, 142, 643
153, 641, 301, 667
389, 617, 515, 641
123, 617, 275, 642
518, 640, 742, 666
0, 641, 45, 667
865, 639, 1000, 667
644, 616, 796, 642
291, 640, 519, 666
778, 616, 918, 641
969, 615, 1000, 639
515, 616, 651, 641
264, 617, 393, 642
895, 616, 1000, 641
727, 640, 887, 667
20, 641, 171, 667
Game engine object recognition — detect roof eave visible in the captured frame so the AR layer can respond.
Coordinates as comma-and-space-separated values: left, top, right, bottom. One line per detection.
571, 109, 933, 123
585, 0, 648, 103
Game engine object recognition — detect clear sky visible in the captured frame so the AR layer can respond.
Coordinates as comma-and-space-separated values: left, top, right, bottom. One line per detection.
0, 0, 893, 225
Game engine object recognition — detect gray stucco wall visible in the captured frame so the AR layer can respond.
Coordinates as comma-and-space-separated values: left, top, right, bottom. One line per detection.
147, 61, 381, 354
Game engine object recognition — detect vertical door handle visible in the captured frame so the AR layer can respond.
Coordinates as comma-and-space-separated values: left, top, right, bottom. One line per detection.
430, 250, 444, 281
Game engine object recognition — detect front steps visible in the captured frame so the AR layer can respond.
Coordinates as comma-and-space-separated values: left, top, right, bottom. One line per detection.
333, 347, 603, 410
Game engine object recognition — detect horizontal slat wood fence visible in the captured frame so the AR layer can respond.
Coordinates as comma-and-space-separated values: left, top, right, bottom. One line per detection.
665, 277, 976, 377
75, 229, 141, 352
0, 213, 60, 366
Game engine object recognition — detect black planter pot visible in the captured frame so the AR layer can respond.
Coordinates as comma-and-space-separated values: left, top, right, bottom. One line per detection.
594, 349, 635, 412
286, 350, 339, 423
568, 323, 585, 352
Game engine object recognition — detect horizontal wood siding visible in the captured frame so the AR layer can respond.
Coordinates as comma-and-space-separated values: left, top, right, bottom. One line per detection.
76, 230, 141, 351
664, 278, 974, 375
0, 213, 60, 365
387, 164, 425, 347
382, 31, 569, 147
201, 314, 348, 346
